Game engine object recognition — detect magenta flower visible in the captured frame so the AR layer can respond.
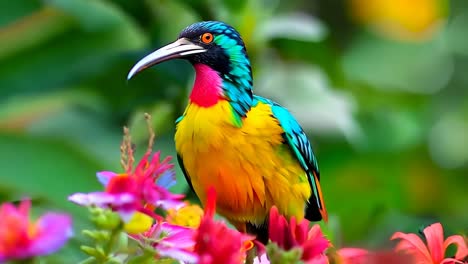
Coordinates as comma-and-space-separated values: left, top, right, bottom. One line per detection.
133, 221, 197, 263
69, 151, 185, 221
335, 248, 413, 264
268, 206, 330, 264
391, 222, 468, 264
194, 187, 254, 264
335, 248, 369, 264
254, 253, 270, 264
0, 200, 72, 262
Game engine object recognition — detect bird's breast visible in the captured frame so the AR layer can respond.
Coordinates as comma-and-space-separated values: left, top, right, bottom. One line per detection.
175, 100, 311, 224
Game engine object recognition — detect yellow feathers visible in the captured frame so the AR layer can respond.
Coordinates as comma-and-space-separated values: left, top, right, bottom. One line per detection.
175, 101, 311, 225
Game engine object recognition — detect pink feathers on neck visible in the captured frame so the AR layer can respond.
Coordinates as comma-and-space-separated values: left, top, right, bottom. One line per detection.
189, 64, 223, 107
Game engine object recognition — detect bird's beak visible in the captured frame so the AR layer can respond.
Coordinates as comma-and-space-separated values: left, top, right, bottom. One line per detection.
127, 38, 206, 80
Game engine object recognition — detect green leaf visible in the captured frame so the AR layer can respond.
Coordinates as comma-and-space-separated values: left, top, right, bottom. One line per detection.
46, 0, 141, 33
0, 90, 102, 130
446, 11, 468, 56
0, 0, 41, 26
0, 7, 73, 60
255, 61, 360, 142
0, 133, 102, 211
257, 13, 328, 42
146, 0, 200, 41
342, 32, 453, 94
128, 103, 175, 145
0, 0, 147, 97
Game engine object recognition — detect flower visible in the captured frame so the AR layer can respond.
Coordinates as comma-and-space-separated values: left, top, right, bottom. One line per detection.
335, 248, 369, 264
254, 253, 270, 264
133, 221, 197, 263
69, 122, 185, 226
0, 200, 72, 262
334, 248, 414, 264
348, 0, 447, 41
124, 212, 154, 234
194, 187, 254, 264
166, 202, 204, 228
69, 152, 185, 223
391, 222, 468, 264
268, 206, 330, 264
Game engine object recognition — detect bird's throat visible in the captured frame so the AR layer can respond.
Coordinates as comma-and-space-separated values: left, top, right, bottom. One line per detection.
189, 64, 223, 107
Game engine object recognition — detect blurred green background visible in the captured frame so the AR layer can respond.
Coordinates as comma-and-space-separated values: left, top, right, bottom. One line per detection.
1, 0, 467, 261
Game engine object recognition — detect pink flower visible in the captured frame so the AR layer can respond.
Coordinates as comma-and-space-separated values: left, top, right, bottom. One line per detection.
133, 221, 197, 263
335, 248, 369, 264
0, 200, 72, 262
69, 151, 185, 221
253, 253, 270, 264
194, 187, 254, 264
335, 248, 413, 264
268, 206, 330, 264
391, 222, 468, 264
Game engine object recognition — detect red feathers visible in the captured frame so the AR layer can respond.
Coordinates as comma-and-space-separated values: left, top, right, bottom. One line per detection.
190, 64, 223, 107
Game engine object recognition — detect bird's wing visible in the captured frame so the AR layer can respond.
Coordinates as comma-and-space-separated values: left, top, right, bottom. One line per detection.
175, 116, 195, 193
256, 96, 328, 222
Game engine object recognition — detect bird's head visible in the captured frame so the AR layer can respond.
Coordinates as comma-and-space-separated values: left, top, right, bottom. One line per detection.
127, 21, 253, 92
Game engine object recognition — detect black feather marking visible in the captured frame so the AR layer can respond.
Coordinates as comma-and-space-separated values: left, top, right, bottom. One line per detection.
246, 222, 269, 245
256, 96, 323, 222
177, 154, 195, 193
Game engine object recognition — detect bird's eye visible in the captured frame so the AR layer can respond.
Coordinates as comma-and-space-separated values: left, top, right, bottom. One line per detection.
201, 33, 214, 44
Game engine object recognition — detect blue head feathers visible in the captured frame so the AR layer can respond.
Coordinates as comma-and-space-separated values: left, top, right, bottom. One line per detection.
179, 21, 254, 117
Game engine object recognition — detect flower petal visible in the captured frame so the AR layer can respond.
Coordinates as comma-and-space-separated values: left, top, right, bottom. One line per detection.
304, 254, 329, 264
302, 224, 330, 261
423, 223, 445, 262
337, 248, 369, 264
268, 206, 287, 248
443, 234, 468, 261
440, 258, 466, 264
157, 247, 198, 263
253, 253, 270, 264
123, 212, 153, 234
291, 217, 308, 245
18, 200, 31, 217
155, 194, 185, 211
68, 192, 135, 207
391, 231, 432, 263
204, 187, 217, 218
96, 171, 117, 187
156, 170, 177, 189
160, 222, 196, 248
29, 213, 73, 256
307, 224, 329, 251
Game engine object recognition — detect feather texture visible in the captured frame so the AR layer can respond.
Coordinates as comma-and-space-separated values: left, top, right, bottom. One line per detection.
175, 96, 326, 226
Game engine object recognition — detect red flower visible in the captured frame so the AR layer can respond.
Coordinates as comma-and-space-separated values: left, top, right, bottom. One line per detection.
335, 248, 369, 264
335, 248, 414, 264
0, 200, 72, 262
69, 123, 185, 224
69, 151, 184, 222
391, 222, 468, 264
193, 187, 254, 264
268, 206, 330, 264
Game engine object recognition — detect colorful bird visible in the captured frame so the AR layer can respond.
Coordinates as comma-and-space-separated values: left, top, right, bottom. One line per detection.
127, 21, 327, 243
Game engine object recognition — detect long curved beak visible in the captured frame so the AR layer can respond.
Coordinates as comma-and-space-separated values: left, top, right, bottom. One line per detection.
127, 38, 206, 80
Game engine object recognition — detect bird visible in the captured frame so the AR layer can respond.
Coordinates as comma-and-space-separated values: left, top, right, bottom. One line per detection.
127, 21, 327, 243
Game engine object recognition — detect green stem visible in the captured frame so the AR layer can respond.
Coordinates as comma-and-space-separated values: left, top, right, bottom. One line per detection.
103, 223, 123, 256
246, 247, 256, 264
78, 257, 97, 264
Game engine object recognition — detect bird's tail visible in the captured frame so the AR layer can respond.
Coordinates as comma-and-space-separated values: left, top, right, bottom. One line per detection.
305, 171, 328, 223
